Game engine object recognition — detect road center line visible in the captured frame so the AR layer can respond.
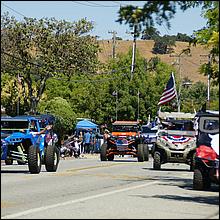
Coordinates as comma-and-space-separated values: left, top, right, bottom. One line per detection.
2, 181, 160, 219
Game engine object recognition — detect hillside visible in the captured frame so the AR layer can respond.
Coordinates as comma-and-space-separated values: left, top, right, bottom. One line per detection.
98, 40, 208, 83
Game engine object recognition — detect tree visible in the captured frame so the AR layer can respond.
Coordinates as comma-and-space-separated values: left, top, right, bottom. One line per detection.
192, 1, 219, 85
141, 27, 160, 40
1, 13, 101, 115
152, 35, 176, 54
117, 1, 219, 96
37, 97, 76, 140
180, 81, 219, 112
116, 1, 203, 35
176, 33, 192, 42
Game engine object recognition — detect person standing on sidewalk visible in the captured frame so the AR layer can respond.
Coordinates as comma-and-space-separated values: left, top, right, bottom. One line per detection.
83, 129, 91, 153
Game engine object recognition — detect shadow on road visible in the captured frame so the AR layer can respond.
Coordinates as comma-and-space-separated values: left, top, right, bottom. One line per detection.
111, 159, 139, 163
133, 192, 219, 206
152, 194, 219, 206
144, 167, 190, 172
1, 169, 30, 174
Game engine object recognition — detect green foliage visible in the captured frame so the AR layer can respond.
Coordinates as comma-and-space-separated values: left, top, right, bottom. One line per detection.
180, 82, 219, 112
117, 1, 203, 34
37, 97, 76, 139
191, 1, 219, 85
152, 35, 176, 54
1, 13, 100, 113
141, 27, 160, 40
176, 33, 192, 42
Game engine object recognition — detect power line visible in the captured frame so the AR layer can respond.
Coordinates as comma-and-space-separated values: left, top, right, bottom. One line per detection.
72, 1, 117, 7
1, 3, 27, 18
52, 72, 128, 83
182, 56, 200, 66
85, 1, 119, 7
1, 50, 41, 67
2, 50, 130, 82
161, 23, 170, 35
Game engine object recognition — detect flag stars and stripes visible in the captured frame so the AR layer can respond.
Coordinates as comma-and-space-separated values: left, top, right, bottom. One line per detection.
158, 73, 177, 106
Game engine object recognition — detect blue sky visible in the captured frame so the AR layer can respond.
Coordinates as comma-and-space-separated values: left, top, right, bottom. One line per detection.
1, 1, 207, 40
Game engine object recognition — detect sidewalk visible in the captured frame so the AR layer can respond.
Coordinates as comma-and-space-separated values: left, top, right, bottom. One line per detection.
60, 153, 100, 160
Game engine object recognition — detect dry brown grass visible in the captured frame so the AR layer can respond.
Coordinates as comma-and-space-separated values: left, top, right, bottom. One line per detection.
98, 40, 209, 83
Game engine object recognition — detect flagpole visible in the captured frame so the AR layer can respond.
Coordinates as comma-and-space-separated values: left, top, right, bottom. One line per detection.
172, 72, 179, 112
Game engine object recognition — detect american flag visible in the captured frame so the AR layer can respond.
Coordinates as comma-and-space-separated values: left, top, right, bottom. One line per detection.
158, 72, 177, 106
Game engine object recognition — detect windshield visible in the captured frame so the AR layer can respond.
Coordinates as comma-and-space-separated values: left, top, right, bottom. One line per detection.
158, 120, 195, 137
142, 127, 157, 134
199, 117, 219, 134
112, 125, 139, 132
1, 120, 29, 130
161, 120, 194, 131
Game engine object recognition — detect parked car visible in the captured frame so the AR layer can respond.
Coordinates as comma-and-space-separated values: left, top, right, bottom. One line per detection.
193, 110, 219, 190
141, 125, 158, 155
1, 115, 60, 174
100, 121, 148, 162
153, 111, 196, 170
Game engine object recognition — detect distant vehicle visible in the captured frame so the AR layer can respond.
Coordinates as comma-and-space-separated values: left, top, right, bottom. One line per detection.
141, 125, 158, 155
193, 110, 219, 190
153, 111, 196, 170
100, 121, 149, 162
1, 115, 60, 174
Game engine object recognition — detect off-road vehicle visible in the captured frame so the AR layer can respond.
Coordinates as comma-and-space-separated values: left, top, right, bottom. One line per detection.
1, 115, 60, 174
193, 110, 219, 190
141, 125, 158, 155
100, 121, 149, 162
153, 111, 196, 170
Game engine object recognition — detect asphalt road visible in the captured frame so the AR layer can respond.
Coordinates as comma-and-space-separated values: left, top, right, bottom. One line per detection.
1, 155, 219, 219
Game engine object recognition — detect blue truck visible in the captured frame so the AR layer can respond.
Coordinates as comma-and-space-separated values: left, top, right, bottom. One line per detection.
1, 115, 60, 174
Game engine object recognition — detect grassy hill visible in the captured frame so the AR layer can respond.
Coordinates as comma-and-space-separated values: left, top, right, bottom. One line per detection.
98, 40, 209, 83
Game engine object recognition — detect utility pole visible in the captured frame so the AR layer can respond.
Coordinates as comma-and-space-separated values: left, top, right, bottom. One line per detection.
170, 49, 191, 112
17, 73, 21, 116
137, 89, 140, 122
116, 91, 118, 121
108, 30, 117, 59
200, 54, 212, 109
130, 23, 138, 81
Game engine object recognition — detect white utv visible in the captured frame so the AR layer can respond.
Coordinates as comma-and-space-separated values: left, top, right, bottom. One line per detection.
153, 111, 196, 171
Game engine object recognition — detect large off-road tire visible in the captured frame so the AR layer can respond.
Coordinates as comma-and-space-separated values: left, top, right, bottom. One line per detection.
5, 159, 13, 165
28, 145, 42, 174
45, 144, 60, 172
153, 151, 161, 170
107, 154, 114, 161
17, 160, 26, 165
100, 143, 107, 161
193, 168, 211, 190
190, 152, 196, 171
143, 144, 149, 161
137, 144, 144, 162
151, 143, 156, 156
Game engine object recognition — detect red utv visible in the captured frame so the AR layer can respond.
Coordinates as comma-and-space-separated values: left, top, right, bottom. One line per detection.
193, 110, 219, 190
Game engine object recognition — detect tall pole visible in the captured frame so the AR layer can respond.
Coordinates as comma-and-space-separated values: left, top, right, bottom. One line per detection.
17, 73, 20, 116
116, 91, 118, 121
108, 30, 117, 59
137, 89, 140, 122
177, 56, 181, 112
130, 24, 137, 81
200, 54, 212, 109
207, 54, 211, 109
170, 49, 191, 112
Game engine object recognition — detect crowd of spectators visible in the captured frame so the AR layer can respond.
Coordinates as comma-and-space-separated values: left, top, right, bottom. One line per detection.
60, 128, 104, 158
